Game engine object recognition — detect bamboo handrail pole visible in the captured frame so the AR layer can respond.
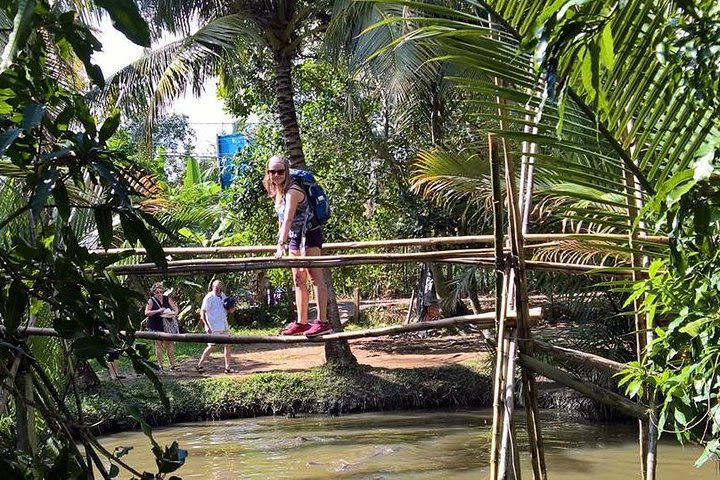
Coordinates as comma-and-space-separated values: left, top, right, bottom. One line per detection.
518, 353, 648, 420
4, 310, 547, 344
438, 258, 638, 276
533, 340, 626, 373
92, 236, 499, 255
90, 233, 669, 257
109, 249, 496, 275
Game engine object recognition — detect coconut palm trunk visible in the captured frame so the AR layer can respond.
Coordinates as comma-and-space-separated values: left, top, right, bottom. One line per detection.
273, 49, 305, 167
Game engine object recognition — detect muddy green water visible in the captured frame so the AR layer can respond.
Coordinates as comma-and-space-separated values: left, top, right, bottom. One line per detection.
101, 410, 717, 479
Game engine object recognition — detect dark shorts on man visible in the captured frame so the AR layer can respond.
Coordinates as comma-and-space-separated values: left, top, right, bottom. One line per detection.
289, 227, 323, 251
106, 349, 121, 362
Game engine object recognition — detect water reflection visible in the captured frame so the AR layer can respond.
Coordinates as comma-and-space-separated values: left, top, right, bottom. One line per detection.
101, 410, 716, 479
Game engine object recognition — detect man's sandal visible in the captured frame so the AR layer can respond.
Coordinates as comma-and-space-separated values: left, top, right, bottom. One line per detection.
194, 364, 205, 373
224, 367, 237, 374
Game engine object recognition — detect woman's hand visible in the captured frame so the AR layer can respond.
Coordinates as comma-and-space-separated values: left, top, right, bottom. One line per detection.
275, 243, 286, 258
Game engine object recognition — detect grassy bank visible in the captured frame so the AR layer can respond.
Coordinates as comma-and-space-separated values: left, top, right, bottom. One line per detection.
81, 364, 491, 436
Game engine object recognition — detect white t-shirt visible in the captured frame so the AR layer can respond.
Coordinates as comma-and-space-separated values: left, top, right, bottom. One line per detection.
201, 292, 228, 332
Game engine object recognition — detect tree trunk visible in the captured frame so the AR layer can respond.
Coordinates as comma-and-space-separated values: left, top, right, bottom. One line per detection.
323, 268, 357, 369
74, 359, 100, 390
255, 270, 269, 305
467, 273, 483, 314
428, 262, 470, 317
273, 50, 304, 167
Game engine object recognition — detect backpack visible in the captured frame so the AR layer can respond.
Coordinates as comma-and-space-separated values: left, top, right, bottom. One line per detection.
289, 168, 331, 226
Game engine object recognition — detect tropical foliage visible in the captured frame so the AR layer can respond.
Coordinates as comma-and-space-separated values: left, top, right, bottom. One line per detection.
357, 0, 719, 462
0, 0, 189, 477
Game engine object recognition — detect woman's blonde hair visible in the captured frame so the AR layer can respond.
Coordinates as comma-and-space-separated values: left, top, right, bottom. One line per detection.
150, 282, 164, 295
262, 154, 291, 198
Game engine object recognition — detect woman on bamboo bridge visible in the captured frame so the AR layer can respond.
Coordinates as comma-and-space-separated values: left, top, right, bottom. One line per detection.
264, 154, 332, 337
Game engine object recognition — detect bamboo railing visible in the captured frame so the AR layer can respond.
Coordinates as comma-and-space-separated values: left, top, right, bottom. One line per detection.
6, 309, 542, 344
91, 233, 668, 257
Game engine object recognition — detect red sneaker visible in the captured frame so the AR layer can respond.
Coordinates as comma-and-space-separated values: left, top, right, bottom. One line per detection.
281, 322, 311, 335
305, 321, 332, 337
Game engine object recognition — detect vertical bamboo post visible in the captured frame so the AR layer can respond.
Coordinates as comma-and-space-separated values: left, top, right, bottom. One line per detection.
489, 134, 510, 480
500, 328, 522, 480
623, 167, 656, 480
502, 136, 547, 480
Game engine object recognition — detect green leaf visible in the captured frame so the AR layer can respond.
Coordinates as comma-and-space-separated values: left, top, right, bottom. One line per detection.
674, 407, 688, 427
5, 280, 28, 332
579, 46, 596, 102
695, 439, 719, 467
0, 127, 22, 156
99, 109, 121, 146
22, 103, 45, 130
31, 168, 58, 216
95, 0, 150, 48
599, 22, 614, 70
119, 212, 167, 270
183, 156, 202, 187
71, 336, 111, 360
51, 179, 70, 220
94, 204, 114, 249
626, 378, 643, 398
679, 318, 709, 337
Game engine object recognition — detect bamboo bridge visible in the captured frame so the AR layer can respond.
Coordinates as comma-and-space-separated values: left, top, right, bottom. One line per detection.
12, 137, 664, 480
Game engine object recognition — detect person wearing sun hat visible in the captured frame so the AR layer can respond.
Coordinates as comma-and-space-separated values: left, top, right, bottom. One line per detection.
144, 282, 180, 371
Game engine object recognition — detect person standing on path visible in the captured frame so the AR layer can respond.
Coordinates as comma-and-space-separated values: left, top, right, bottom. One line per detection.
196, 280, 237, 373
144, 282, 179, 371
263, 154, 332, 337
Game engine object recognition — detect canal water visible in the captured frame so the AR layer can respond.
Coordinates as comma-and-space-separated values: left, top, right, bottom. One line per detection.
100, 409, 717, 479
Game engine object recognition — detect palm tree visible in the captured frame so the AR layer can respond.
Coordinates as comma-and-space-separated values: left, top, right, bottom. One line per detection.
102, 0, 337, 167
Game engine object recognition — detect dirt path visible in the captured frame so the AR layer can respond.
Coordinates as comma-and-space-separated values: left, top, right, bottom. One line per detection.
166, 333, 491, 379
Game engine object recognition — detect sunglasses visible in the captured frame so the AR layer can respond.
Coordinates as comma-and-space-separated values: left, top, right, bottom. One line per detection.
267, 169, 286, 175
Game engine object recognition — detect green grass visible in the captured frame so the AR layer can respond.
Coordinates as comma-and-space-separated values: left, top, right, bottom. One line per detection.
98, 326, 284, 377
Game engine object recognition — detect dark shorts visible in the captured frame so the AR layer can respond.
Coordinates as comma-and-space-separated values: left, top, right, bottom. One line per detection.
147, 317, 164, 332
289, 227, 323, 251
106, 349, 121, 362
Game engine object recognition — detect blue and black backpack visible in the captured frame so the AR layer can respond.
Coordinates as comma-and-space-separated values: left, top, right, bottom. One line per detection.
289, 168, 331, 227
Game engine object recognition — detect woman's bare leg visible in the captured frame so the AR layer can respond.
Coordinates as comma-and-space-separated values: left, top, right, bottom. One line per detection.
166, 341, 176, 368
290, 252, 309, 324
305, 246, 327, 321
154, 340, 164, 369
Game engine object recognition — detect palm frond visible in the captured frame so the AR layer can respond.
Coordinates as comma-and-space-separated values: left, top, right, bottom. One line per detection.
366, 0, 717, 251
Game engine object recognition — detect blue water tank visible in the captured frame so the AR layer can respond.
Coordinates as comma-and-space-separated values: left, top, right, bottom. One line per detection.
217, 133, 248, 188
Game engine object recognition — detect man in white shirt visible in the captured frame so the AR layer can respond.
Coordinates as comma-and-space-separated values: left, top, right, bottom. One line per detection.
195, 280, 236, 373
